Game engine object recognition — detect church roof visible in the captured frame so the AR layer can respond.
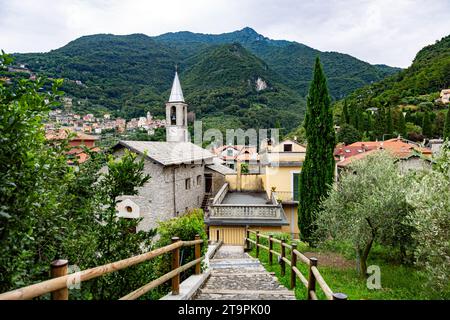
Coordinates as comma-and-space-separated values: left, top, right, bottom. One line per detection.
168, 71, 184, 103
115, 141, 214, 166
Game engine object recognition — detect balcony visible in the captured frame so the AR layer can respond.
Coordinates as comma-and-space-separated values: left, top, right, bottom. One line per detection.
206, 183, 289, 226
271, 191, 299, 205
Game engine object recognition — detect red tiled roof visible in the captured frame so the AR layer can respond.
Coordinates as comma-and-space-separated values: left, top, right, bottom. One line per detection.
336, 138, 432, 167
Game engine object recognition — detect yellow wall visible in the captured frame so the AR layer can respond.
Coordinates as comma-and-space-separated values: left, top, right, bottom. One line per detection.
264, 166, 301, 199
209, 226, 247, 245
226, 174, 263, 191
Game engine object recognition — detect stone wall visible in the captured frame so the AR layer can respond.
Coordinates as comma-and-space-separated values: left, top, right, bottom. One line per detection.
113, 148, 206, 232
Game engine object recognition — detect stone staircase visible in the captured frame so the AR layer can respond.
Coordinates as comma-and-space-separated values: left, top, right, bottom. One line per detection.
193, 245, 296, 300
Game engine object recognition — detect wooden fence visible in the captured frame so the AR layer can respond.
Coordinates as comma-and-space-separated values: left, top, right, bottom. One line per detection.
245, 229, 347, 300
0, 235, 204, 300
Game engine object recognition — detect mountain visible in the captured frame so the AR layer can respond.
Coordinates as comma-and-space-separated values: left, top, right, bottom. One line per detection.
344, 34, 450, 105
335, 34, 450, 141
155, 27, 401, 99
10, 27, 401, 132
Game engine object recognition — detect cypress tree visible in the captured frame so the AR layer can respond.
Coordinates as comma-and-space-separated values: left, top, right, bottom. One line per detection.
422, 112, 432, 138
386, 107, 393, 135
374, 109, 385, 140
398, 111, 406, 138
299, 57, 335, 244
342, 100, 350, 124
444, 108, 450, 141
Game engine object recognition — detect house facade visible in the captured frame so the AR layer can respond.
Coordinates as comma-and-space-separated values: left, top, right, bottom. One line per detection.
206, 139, 305, 244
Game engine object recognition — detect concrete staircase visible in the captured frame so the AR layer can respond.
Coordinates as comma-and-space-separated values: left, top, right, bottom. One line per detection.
193, 245, 296, 300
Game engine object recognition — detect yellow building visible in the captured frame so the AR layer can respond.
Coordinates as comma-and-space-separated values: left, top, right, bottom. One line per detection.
206, 139, 305, 244
260, 139, 305, 239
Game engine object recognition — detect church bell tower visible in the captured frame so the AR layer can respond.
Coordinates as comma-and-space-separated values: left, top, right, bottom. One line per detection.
166, 70, 188, 142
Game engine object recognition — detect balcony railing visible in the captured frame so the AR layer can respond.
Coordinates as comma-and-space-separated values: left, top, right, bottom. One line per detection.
272, 191, 299, 203
209, 183, 286, 220
209, 204, 283, 219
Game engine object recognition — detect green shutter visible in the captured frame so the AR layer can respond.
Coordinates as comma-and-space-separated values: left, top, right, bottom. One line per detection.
293, 173, 300, 201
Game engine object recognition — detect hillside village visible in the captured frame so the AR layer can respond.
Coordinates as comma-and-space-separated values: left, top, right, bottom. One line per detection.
1, 23, 449, 302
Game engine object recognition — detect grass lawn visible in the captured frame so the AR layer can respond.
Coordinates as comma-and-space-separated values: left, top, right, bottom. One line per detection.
247, 238, 441, 300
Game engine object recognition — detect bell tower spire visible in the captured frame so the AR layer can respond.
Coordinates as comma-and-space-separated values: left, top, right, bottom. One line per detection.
166, 68, 188, 142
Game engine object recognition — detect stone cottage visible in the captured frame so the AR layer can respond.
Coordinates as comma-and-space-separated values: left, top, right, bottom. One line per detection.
113, 71, 232, 232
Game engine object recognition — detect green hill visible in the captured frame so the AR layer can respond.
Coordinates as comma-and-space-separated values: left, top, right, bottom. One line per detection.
155, 27, 401, 99
9, 27, 401, 132
334, 34, 450, 142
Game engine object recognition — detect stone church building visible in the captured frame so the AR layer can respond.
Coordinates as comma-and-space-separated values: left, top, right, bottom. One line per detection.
114, 71, 233, 232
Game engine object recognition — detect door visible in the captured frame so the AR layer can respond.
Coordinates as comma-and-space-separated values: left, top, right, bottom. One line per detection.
209, 227, 246, 245
293, 173, 300, 201
205, 173, 212, 193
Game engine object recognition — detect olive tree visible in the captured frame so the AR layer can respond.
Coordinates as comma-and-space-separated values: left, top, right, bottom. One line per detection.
316, 152, 414, 276
406, 142, 450, 296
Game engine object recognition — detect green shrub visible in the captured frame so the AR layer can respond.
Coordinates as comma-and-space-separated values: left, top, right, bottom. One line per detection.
148, 209, 207, 299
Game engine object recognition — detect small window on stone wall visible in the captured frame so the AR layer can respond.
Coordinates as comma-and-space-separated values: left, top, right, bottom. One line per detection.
197, 175, 202, 185
185, 178, 191, 190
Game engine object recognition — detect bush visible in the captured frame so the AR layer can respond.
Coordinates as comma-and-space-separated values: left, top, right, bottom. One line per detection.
149, 209, 208, 299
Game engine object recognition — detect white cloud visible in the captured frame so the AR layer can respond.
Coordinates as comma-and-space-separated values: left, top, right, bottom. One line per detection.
0, 0, 449, 67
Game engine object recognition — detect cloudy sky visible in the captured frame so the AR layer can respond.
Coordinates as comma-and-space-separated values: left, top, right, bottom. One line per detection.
1, 0, 449, 68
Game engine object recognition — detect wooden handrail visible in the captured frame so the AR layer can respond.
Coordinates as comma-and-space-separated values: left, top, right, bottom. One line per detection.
293, 249, 310, 265
182, 239, 204, 247
292, 266, 308, 288
120, 257, 204, 300
0, 236, 206, 301
271, 238, 282, 244
311, 266, 334, 300
257, 233, 270, 239
244, 229, 346, 301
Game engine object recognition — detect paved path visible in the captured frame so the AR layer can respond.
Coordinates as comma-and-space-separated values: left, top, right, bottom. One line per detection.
193, 245, 296, 300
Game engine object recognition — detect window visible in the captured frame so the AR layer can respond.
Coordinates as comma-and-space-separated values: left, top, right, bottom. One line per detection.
125, 206, 133, 213
284, 144, 293, 152
170, 106, 176, 125
197, 175, 202, 185
227, 148, 233, 156
185, 178, 191, 190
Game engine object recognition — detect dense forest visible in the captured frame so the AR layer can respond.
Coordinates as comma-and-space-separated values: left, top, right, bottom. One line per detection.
9, 27, 400, 133
331, 34, 450, 143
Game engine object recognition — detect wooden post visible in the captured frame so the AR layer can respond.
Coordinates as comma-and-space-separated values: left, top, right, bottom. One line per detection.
245, 226, 250, 252
307, 257, 318, 300
195, 234, 201, 275
290, 242, 297, 289
268, 234, 273, 265
280, 239, 286, 276
256, 231, 260, 258
50, 259, 68, 300
171, 237, 181, 295
332, 293, 348, 300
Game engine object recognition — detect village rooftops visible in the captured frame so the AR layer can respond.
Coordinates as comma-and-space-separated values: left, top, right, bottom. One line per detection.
115, 140, 214, 166
336, 138, 432, 168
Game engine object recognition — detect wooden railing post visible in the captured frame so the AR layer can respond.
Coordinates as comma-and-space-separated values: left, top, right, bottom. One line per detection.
268, 234, 273, 265
171, 237, 181, 295
280, 239, 286, 276
290, 242, 297, 289
195, 234, 201, 275
332, 293, 348, 300
307, 257, 318, 300
256, 231, 260, 258
50, 259, 68, 300
245, 226, 250, 251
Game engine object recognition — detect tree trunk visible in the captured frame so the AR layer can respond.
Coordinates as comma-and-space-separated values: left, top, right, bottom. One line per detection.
357, 238, 373, 278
